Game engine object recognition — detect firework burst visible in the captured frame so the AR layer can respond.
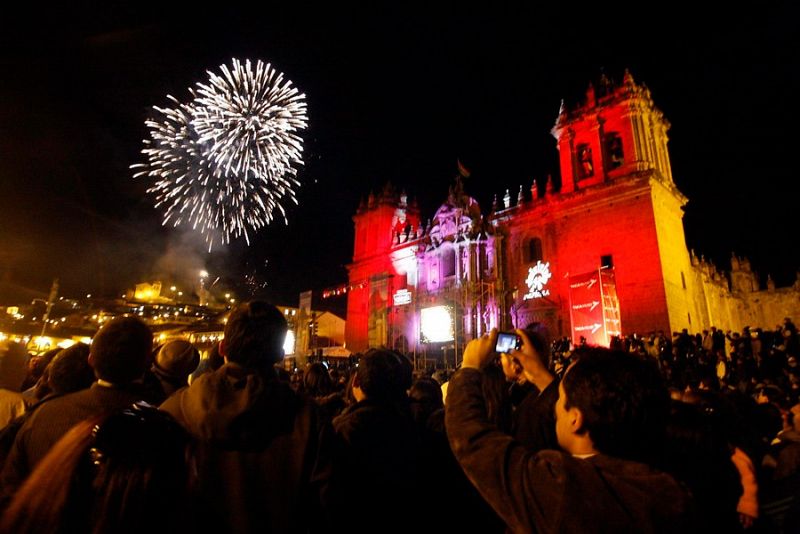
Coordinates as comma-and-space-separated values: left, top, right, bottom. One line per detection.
132, 59, 308, 250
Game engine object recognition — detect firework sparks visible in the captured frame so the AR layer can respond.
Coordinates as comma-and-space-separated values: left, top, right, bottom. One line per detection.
132, 59, 308, 250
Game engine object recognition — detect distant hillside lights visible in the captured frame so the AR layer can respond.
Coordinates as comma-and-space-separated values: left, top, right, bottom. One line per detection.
189, 333, 223, 344
0, 332, 92, 353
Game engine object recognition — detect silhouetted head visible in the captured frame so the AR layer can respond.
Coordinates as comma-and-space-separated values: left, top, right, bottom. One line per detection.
560, 347, 669, 462
354, 348, 412, 403
304, 362, 334, 397
89, 317, 153, 384
49, 343, 94, 395
154, 339, 200, 380
221, 301, 287, 369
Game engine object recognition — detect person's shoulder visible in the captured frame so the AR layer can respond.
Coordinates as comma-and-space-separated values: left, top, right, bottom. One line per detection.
29, 387, 94, 413
589, 454, 687, 491
532, 448, 604, 471
159, 382, 189, 416
14, 389, 96, 444
331, 400, 379, 434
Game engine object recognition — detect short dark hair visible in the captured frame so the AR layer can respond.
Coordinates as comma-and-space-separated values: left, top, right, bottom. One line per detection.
223, 301, 287, 368
304, 362, 334, 397
90, 317, 153, 384
356, 348, 412, 402
562, 347, 669, 462
49, 343, 95, 395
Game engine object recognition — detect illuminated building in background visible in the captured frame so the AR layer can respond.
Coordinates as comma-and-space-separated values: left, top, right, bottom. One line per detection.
346, 179, 500, 360
278, 304, 346, 364
346, 72, 800, 356
131, 282, 171, 304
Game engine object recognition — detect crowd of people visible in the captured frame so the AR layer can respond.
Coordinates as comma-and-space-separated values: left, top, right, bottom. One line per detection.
0, 303, 797, 532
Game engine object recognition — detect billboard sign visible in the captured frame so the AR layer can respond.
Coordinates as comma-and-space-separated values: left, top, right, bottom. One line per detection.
568, 268, 621, 347
393, 288, 412, 306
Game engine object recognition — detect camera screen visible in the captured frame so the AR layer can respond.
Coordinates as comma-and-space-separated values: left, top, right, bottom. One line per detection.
495, 333, 519, 353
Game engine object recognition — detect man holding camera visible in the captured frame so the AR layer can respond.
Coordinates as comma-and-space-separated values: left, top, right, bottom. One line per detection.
445, 329, 690, 533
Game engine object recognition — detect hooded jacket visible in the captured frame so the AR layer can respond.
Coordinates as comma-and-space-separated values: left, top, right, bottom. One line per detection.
161, 363, 331, 533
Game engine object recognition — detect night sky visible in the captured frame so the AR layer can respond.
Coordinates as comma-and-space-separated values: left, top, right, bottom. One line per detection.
1, 5, 798, 310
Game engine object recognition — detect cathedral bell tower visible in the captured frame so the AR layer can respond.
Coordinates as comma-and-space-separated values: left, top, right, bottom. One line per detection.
545, 70, 702, 335
346, 184, 421, 351
552, 70, 674, 193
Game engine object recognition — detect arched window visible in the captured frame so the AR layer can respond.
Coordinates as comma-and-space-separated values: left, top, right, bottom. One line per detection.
527, 238, 543, 263
442, 247, 456, 278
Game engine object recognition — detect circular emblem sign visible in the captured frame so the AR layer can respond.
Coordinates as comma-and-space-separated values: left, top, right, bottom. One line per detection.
524, 260, 552, 300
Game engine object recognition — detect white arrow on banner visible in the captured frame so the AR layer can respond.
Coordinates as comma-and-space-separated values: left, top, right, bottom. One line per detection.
572, 300, 600, 311
574, 323, 603, 334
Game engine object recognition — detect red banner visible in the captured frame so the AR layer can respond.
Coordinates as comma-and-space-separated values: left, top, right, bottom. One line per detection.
599, 268, 622, 341
568, 268, 621, 347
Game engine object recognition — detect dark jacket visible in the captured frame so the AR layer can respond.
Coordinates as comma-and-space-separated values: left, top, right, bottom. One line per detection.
772, 429, 800, 480
511, 378, 559, 452
446, 368, 691, 534
0, 383, 145, 499
331, 398, 418, 533
160, 363, 330, 534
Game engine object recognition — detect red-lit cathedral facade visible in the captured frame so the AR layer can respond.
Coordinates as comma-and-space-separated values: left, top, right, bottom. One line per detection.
345, 73, 800, 356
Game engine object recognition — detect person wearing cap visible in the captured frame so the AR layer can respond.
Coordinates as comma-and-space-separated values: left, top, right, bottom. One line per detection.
149, 339, 200, 401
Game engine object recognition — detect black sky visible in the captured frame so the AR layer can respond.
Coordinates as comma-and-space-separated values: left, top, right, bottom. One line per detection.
1, 5, 798, 308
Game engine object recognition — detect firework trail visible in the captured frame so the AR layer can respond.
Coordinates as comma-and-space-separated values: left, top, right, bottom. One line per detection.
132, 59, 308, 250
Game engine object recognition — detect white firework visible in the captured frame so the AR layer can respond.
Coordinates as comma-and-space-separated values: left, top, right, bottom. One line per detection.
132, 59, 308, 250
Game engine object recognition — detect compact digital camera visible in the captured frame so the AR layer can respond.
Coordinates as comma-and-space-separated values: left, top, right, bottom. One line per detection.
495, 331, 522, 353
